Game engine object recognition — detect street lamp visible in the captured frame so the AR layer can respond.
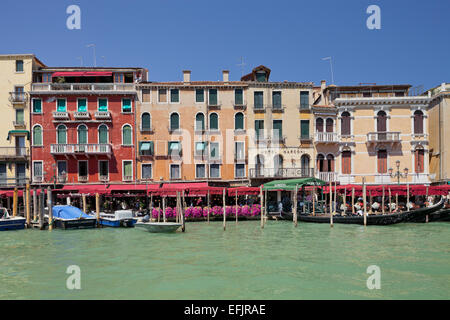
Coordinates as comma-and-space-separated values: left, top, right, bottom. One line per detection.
388, 160, 408, 184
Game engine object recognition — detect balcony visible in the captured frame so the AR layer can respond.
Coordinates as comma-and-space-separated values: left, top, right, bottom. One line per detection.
123, 175, 133, 182
314, 132, 339, 144
50, 144, 112, 157
269, 104, 285, 112
78, 176, 88, 183
140, 125, 153, 133
233, 102, 247, 110
31, 83, 135, 93
317, 172, 338, 182
250, 167, 314, 179
53, 112, 70, 120
0, 147, 29, 160
32, 175, 44, 184
299, 135, 313, 143
367, 132, 401, 144
95, 111, 111, 119
99, 175, 109, 182
74, 111, 90, 120
9, 92, 28, 104
298, 103, 310, 111
207, 101, 221, 109
253, 104, 266, 112
13, 121, 26, 129
0, 177, 29, 187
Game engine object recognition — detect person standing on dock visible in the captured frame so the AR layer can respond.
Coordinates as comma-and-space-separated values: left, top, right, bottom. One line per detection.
278, 201, 283, 218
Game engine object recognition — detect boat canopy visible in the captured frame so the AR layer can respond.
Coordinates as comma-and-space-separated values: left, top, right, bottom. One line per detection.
52, 205, 91, 219
262, 177, 326, 191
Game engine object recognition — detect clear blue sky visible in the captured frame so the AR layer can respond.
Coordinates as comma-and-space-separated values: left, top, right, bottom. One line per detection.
1, 0, 448, 90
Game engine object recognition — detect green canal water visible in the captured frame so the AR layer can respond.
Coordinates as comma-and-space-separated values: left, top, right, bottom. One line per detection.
0, 221, 449, 300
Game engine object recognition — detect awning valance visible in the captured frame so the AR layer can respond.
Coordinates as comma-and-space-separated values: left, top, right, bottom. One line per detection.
52, 71, 113, 77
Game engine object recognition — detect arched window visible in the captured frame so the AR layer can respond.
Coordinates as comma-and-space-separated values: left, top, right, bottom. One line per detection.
77, 125, 88, 144
326, 154, 335, 172
195, 113, 205, 131
170, 113, 179, 131
256, 154, 264, 177
122, 124, 132, 145
341, 150, 351, 174
341, 112, 351, 136
209, 113, 218, 130
326, 118, 334, 133
415, 146, 424, 173
235, 112, 244, 130
33, 125, 42, 146
301, 154, 310, 176
316, 118, 323, 132
274, 155, 283, 176
98, 124, 108, 144
317, 154, 325, 172
141, 113, 151, 131
377, 149, 387, 174
414, 110, 424, 134
56, 125, 67, 144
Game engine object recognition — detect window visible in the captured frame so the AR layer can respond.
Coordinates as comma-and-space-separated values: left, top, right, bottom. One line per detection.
142, 89, 151, 103
273, 120, 282, 140
254, 91, 263, 109
255, 120, 264, 139
235, 112, 244, 130
170, 89, 179, 103
413, 110, 424, 134
342, 151, 351, 174
77, 99, 87, 112
274, 155, 283, 174
114, 73, 124, 83
209, 113, 218, 130
235, 142, 245, 161
57, 161, 67, 179
256, 72, 266, 82
142, 164, 152, 179
15, 109, 24, 125
170, 164, 180, 180
196, 164, 206, 178
168, 141, 182, 157
235, 164, 245, 178
43, 73, 52, 83
208, 89, 218, 105
326, 118, 334, 133
300, 91, 309, 109
99, 161, 109, 180
57, 99, 66, 112
122, 99, 132, 113
235, 89, 243, 105
16, 60, 24, 72
377, 150, 387, 174
195, 89, 204, 103
139, 141, 154, 156
210, 164, 220, 178
32, 99, 42, 113
256, 155, 264, 176
98, 125, 108, 144
98, 98, 108, 112
195, 142, 207, 157
78, 125, 88, 144
57, 125, 67, 144
123, 161, 133, 181
301, 155, 310, 175
341, 112, 351, 135
316, 118, 323, 132
363, 92, 372, 98
0, 164, 5, 184
272, 91, 281, 109
395, 92, 405, 97
122, 125, 132, 145
78, 161, 88, 179
33, 162, 43, 181
141, 113, 151, 131
195, 113, 205, 131
300, 120, 310, 139
377, 111, 387, 132
326, 154, 335, 172
209, 142, 219, 160
415, 148, 424, 173
33, 125, 43, 146
158, 89, 167, 103
170, 113, 180, 131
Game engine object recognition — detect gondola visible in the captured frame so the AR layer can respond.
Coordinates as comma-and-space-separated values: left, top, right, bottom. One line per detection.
281, 198, 444, 225
409, 205, 450, 223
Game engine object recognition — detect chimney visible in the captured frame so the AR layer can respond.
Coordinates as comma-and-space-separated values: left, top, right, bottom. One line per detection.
321, 80, 326, 91
222, 70, 229, 83
183, 70, 191, 84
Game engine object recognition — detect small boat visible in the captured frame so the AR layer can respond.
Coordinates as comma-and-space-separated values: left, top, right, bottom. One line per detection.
52, 205, 97, 229
409, 205, 450, 223
0, 207, 26, 231
98, 210, 137, 228
135, 221, 182, 233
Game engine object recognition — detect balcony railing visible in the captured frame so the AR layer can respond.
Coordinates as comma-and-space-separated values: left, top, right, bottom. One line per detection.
13, 121, 26, 128
0, 177, 29, 187
123, 175, 133, 182
50, 144, 112, 155
269, 104, 285, 112
99, 175, 109, 182
249, 168, 314, 179
95, 111, 111, 119
9, 92, 28, 104
233, 102, 247, 110
253, 104, 266, 112
207, 100, 221, 108
53, 111, 70, 119
74, 111, 90, 119
78, 176, 88, 183
367, 132, 401, 143
0, 147, 29, 159
316, 171, 338, 182
314, 132, 339, 143
32, 83, 135, 92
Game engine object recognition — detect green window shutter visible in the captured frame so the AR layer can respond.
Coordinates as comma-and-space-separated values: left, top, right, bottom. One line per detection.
209, 113, 218, 130
57, 127, 66, 144
170, 113, 179, 130
78, 126, 87, 144
142, 113, 151, 130
256, 72, 266, 82
254, 92, 263, 108
301, 120, 310, 138
123, 125, 132, 145
196, 113, 205, 130
255, 120, 264, 138
272, 92, 281, 108
235, 113, 244, 130
99, 125, 108, 144
122, 99, 132, 112
78, 99, 87, 112
33, 99, 42, 113
171, 89, 179, 103
196, 89, 204, 102
235, 89, 243, 105
209, 89, 217, 105
300, 91, 309, 109
57, 99, 66, 112
33, 126, 42, 145
149, 141, 154, 155
124, 161, 132, 177
273, 120, 282, 138
98, 99, 108, 112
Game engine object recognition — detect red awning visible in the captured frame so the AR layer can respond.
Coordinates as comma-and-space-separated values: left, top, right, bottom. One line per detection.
52, 71, 113, 77
227, 187, 260, 196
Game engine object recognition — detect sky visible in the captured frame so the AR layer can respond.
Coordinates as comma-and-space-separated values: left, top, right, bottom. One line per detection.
0, 0, 449, 91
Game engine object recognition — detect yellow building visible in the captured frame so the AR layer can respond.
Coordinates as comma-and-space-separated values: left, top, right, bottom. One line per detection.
427, 83, 450, 184
0, 54, 45, 188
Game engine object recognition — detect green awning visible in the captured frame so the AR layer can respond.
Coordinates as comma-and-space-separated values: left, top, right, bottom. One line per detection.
7, 130, 30, 140
262, 177, 326, 191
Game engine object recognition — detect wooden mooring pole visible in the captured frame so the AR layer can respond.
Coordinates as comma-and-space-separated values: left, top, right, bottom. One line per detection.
82, 194, 87, 213
382, 185, 385, 214
235, 190, 238, 224
12, 187, 18, 217
181, 191, 186, 232
25, 184, 31, 227
39, 189, 44, 230
207, 190, 210, 224
260, 186, 264, 229
33, 188, 37, 221
363, 177, 367, 226
95, 193, 100, 228
47, 187, 53, 231
329, 180, 333, 227
222, 188, 226, 231
293, 185, 298, 227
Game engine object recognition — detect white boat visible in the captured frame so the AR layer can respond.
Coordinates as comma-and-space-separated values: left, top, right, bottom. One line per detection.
99, 210, 137, 227
135, 221, 182, 233
0, 207, 26, 231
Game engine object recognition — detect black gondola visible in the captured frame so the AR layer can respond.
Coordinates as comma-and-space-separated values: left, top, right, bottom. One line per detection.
409, 206, 450, 223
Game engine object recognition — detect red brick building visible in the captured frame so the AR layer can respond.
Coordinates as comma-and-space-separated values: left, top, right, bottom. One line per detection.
30, 67, 147, 186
